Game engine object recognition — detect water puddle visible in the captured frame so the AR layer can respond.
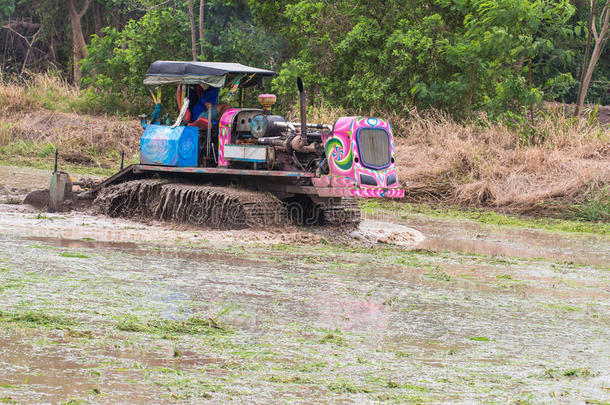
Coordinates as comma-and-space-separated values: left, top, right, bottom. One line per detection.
27, 235, 138, 250
400, 216, 609, 266
0, 329, 221, 404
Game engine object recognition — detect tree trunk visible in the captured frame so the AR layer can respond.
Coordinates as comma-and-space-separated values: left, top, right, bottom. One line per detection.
576, 0, 609, 117
576, 0, 597, 117
188, 0, 197, 61
93, 1, 104, 36
199, 0, 204, 57
67, 0, 90, 83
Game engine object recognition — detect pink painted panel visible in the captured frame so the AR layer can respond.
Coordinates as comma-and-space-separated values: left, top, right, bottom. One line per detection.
218, 108, 240, 167
323, 117, 401, 190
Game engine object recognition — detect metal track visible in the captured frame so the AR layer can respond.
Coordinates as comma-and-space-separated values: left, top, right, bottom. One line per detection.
319, 197, 361, 227
93, 179, 287, 229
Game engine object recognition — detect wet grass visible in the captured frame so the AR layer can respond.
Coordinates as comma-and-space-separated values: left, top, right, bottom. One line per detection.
0, 310, 76, 329
544, 367, 597, 379
60, 251, 90, 258
361, 200, 610, 235
319, 331, 346, 346
327, 379, 371, 394
0, 232, 606, 403
423, 266, 452, 282
115, 314, 227, 336
468, 336, 491, 342
545, 303, 583, 312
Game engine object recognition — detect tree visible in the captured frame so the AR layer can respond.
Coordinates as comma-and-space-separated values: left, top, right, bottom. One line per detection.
575, 0, 610, 116
199, 0, 204, 57
188, 0, 197, 61
67, 0, 90, 82
2, 19, 41, 75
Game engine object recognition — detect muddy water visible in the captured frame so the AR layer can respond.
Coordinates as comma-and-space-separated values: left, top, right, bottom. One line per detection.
362, 211, 610, 266
0, 201, 608, 402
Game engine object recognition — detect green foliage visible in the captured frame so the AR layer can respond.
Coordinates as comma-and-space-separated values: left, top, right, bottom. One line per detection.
571, 187, 610, 222
6, 0, 609, 118
81, 1, 281, 115
81, 9, 191, 115
264, 0, 578, 119
0, 0, 15, 23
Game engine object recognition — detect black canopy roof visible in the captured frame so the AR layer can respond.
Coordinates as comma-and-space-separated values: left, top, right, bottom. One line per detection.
144, 60, 276, 87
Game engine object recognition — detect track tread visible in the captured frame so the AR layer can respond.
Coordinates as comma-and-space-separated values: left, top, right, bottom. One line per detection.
94, 179, 287, 229
320, 197, 361, 227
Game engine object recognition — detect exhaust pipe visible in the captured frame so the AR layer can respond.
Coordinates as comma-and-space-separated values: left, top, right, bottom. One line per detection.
297, 77, 307, 141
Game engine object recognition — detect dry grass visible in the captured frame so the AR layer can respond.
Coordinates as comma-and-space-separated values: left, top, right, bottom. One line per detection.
295, 104, 609, 215
0, 71, 81, 114
1, 110, 140, 162
0, 71, 141, 169
391, 110, 609, 214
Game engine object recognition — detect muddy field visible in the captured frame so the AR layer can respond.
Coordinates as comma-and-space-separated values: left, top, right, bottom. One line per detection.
0, 168, 609, 404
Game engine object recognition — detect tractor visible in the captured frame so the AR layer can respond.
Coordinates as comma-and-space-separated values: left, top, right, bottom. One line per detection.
46, 60, 404, 228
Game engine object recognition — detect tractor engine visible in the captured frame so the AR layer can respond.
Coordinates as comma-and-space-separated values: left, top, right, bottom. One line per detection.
218, 94, 327, 173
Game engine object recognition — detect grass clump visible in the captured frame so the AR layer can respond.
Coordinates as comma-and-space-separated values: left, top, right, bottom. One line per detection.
424, 266, 452, 282
562, 367, 595, 377
319, 331, 345, 346
468, 336, 490, 342
0, 310, 76, 329
571, 187, 610, 222
327, 379, 370, 394
544, 367, 597, 379
60, 251, 90, 259
116, 314, 225, 335
268, 375, 313, 384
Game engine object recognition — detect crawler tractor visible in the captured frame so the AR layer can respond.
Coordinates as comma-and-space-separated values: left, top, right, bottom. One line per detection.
46, 61, 404, 228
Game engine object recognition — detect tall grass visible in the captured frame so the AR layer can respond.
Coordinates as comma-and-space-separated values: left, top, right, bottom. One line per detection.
0, 72, 141, 171
0, 71, 80, 114
0, 70, 145, 116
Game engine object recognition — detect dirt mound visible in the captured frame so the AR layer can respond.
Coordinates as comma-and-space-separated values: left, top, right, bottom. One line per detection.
350, 219, 425, 247
9, 110, 140, 150
0, 109, 141, 169
94, 179, 288, 229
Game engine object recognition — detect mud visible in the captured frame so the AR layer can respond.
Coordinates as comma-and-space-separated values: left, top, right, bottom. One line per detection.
94, 179, 288, 229
362, 210, 610, 266
350, 219, 425, 246
0, 165, 609, 403
0, 165, 53, 193
0, 225, 607, 403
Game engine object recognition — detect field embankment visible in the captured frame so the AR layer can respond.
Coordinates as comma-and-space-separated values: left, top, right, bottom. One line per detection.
1, 73, 608, 220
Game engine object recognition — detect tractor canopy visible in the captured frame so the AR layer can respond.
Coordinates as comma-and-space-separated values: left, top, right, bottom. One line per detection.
143, 60, 276, 88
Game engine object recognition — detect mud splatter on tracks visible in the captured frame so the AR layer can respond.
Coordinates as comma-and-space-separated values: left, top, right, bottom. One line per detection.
94, 179, 288, 229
